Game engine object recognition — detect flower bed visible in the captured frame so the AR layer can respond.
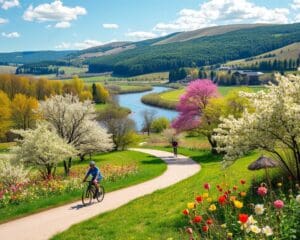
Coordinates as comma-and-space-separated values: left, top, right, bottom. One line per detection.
182, 179, 300, 239
0, 163, 138, 208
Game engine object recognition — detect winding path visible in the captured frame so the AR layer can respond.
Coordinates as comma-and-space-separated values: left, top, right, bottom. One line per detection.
0, 148, 200, 240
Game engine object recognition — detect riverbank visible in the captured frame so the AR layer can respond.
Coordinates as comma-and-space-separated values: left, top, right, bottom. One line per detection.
141, 92, 177, 110
118, 85, 153, 94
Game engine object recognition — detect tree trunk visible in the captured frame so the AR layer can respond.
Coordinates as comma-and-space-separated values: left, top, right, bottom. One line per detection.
79, 154, 86, 162
207, 134, 218, 155
63, 157, 72, 176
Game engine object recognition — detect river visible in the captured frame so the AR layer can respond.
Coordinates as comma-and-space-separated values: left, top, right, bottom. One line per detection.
118, 86, 178, 130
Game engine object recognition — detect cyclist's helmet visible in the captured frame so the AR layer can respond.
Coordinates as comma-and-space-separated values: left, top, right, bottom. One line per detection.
89, 161, 96, 167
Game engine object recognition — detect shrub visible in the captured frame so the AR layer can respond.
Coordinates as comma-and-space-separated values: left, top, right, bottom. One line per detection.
151, 117, 170, 133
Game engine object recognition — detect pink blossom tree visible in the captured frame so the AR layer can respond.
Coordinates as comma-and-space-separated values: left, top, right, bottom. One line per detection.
172, 79, 219, 149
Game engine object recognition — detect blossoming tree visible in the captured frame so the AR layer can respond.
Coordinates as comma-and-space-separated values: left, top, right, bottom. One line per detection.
39, 94, 113, 174
172, 79, 219, 140
214, 74, 300, 180
11, 122, 77, 178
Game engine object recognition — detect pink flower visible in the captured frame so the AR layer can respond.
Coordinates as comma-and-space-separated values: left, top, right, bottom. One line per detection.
204, 183, 211, 190
274, 200, 284, 209
257, 186, 268, 196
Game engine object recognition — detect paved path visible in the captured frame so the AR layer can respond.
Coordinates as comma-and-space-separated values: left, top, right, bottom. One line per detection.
0, 148, 200, 240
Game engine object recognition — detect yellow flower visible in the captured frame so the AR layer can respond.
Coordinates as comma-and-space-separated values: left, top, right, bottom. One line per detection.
187, 202, 195, 209
206, 197, 212, 203
221, 224, 227, 229
234, 200, 243, 209
208, 204, 217, 211
277, 182, 282, 187
203, 193, 209, 198
240, 191, 246, 197
227, 232, 233, 237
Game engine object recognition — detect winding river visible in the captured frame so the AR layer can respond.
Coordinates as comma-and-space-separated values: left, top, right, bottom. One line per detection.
118, 86, 178, 130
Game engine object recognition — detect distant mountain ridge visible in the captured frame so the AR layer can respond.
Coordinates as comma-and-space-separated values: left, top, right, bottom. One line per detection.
0, 23, 299, 76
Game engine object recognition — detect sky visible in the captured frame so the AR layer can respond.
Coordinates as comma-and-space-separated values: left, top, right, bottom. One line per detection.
0, 0, 299, 52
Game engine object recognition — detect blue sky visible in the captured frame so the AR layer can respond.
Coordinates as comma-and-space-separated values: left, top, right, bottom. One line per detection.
0, 0, 299, 52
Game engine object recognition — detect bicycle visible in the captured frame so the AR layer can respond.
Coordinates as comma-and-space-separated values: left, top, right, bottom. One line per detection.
82, 180, 105, 206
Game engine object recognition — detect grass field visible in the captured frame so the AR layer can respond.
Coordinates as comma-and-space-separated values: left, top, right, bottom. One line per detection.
0, 65, 17, 74
0, 150, 166, 223
51, 147, 266, 240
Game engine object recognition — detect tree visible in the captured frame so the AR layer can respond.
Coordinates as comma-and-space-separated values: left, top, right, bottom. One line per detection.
0, 90, 12, 139
11, 122, 77, 178
151, 117, 170, 133
141, 109, 156, 135
0, 159, 28, 187
199, 88, 253, 153
11, 94, 39, 130
172, 79, 219, 132
98, 106, 136, 150
39, 94, 113, 174
92, 83, 110, 104
214, 74, 300, 180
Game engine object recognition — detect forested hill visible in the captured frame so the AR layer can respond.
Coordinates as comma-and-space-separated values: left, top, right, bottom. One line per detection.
87, 23, 300, 76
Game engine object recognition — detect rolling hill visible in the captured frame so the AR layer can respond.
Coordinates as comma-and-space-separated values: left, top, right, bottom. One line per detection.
0, 23, 299, 76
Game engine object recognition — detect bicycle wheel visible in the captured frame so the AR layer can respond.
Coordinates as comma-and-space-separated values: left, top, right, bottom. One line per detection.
82, 188, 93, 206
96, 186, 105, 202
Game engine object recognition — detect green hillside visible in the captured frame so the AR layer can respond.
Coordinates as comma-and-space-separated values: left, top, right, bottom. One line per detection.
87, 23, 300, 76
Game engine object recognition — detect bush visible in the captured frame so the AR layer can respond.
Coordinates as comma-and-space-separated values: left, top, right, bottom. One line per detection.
151, 117, 170, 133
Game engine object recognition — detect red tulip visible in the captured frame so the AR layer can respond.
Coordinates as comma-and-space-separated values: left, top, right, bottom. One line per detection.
239, 214, 248, 223
204, 183, 211, 190
193, 215, 202, 223
218, 195, 226, 205
206, 219, 213, 225
182, 209, 189, 215
202, 225, 209, 232
196, 195, 203, 203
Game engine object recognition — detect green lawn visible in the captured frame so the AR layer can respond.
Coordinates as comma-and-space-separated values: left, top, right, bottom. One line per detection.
0, 150, 166, 223
160, 85, 265, 104
0, 142, 14, 153
51, 147, 267, 240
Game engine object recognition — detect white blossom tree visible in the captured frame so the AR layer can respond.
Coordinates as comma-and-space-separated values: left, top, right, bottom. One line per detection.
11, 122, 77, 178
0, 159, 29, 187
214, 74, 300, 180
39, 94, 113, 174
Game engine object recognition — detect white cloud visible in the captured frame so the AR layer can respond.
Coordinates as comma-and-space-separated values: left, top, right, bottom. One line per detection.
55, 39, 117, 50
102, 23, 119, 29
154, 0, 290, 32
23, 0, 86, 25
0, 18, 8, 24
291, 0, 300, 10
126, 31, 158, 40
295, 14, 300, 22
0, 0, 19, 10
55, 21, 71, 28
2, 32, 20, 38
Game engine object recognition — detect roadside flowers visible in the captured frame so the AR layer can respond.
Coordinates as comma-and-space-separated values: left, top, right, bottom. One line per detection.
262, 226, 273, 236
193, 215, 202, 223
203, 193, 209, 198
296, 194, 300, 203
187, 202, 196, 209
273, 200, 284, 209
204, 183, 211, 190
206, 197, 212, 203
206, 219, 213, 225
249, 225, 261, 234
218, 195, 226, 205
240, 179, 246, 185
196, 195, 203, 203
234, 200, 243, 209
239, 214, 249, 223
254, 204, 265, 215
182, 209, 189, 215
240, 191, 246, 197
277, 182, 282, 187
257, 186, 268, 196
208, 204, 217, 211
202, 225, 209, 232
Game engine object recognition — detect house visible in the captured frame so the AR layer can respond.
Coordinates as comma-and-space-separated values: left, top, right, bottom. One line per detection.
232, 70, 264, 85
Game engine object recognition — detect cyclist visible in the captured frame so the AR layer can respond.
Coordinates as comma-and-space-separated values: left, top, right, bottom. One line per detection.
83, 161, 103, 198
171, 138, 178, 158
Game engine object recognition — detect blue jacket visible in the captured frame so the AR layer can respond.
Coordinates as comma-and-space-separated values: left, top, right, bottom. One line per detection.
86, 167, 103, 181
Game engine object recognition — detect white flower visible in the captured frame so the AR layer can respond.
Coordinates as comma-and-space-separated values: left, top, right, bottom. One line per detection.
262, 226, 273, 236
254, 204, 265, 215
250, 225, 261, 234
247, 215, 257, 225
296, 194, 300, 203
